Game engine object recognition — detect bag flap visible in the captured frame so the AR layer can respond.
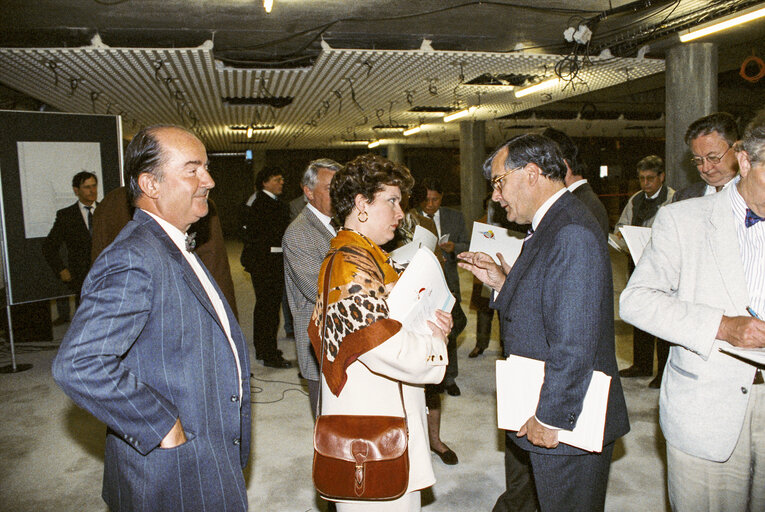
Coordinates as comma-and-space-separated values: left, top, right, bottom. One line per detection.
314, 415, 407, 462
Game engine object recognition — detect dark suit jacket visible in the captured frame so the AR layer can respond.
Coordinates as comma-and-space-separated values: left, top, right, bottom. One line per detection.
240, 191, 290, 280
90, 186, 238, 316
42, 201, 93, 293
421, 207, 469, 299
53, 209, 251, 512
672, 180, 707, 203
571, 182, 609, 237
492, 192, 629, 456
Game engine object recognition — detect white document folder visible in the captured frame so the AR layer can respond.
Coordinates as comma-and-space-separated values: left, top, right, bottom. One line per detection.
496, 355, 611, 453
468, 221, 525, 266
387, 248, 455, 336
618, 225, 651, 265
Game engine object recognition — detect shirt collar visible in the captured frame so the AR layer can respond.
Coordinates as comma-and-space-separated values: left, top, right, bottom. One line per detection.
646, 187, 662, 200
141, 209, 190, 253
262, 189, 278, 201
730, 176, 748, 226
705, 177, 736, 196
78, 200, 95, 210
531, 187, 568, 232
305, 202, 334, 232
567, 179, 587, 192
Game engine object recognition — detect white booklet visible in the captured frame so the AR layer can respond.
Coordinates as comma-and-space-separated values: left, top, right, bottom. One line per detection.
496, 355, 611, 453
468, 221, 525, 266
719, 346, 765, 366
618, 225, 652, 265
387, 248, 455, 336
390, 225, 438, 265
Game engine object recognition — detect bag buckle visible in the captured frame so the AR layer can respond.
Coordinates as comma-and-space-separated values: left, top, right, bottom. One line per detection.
352, 440, 369, 496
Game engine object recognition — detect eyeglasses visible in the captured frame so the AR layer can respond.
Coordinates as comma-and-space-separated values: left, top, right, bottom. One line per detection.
490, 166, 525, 191
691, 145, 731, 167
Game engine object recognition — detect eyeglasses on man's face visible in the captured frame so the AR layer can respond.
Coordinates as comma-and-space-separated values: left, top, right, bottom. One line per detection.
691, 145, 731, 167
490, 166, 525, 191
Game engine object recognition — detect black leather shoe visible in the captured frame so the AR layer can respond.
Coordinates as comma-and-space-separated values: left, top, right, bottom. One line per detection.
469, 347, 485, 358
263, 356, 291, 369
648, 375, 662, 389
431, 446, 459, 465
619, 365, 652, 378
445, 382, 461, 396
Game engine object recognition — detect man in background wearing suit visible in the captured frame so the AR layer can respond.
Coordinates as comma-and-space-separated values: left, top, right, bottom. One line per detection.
43, 171, 98, 323
459, 134, 629, 512
241, 167, 292, 368
615, 155, 675, 388
542, 128, 609, 237
52, 125, 251, 511
674, 112, 739, 202
620, 113, 765, 511
283, 158, 341, 416
419, 177, 468, 396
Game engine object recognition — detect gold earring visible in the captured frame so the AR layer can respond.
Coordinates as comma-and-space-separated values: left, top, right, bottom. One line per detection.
357, 210, 368, 223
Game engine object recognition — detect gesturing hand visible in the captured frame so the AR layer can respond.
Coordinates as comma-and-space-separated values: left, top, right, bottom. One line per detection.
457, 251, 506, 292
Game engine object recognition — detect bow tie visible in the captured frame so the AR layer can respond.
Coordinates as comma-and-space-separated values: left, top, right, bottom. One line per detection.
185, 232, 197, 251
745, 208, 764, 228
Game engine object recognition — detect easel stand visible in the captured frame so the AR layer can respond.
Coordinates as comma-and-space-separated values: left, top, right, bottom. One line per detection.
0, 302, 33, 373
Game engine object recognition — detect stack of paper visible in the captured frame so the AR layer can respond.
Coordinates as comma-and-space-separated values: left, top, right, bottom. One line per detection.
390, 225, 438, 264
387, 248, 455, 336
618, 225, 651, 265
496, 355, 611, 452
468, 221, 525, 266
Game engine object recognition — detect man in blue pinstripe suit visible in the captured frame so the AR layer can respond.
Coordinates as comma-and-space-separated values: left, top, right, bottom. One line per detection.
53, 125, 251, 511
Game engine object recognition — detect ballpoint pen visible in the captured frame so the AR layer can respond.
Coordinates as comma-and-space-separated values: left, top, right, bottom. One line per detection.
746, 306, 762, 320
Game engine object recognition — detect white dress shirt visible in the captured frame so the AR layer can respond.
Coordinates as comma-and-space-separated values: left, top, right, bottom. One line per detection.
729, 180, 765, 317
142, 209, 243, 401
306, 202, 336, 236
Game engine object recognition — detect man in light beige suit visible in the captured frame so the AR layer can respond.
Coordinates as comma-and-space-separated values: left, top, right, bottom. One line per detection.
620, 113, 765, 512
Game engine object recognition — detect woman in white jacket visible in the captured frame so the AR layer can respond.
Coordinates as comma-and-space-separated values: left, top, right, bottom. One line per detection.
308, 154, 452, 511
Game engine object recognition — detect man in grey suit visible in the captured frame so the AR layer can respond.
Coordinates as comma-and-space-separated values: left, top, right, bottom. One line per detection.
620, 113, 765, 511
459, 134, 628, 512
53, 125, 251, 512
674, 112, 739, 202
419, 177, 469, 396
283, 158, 341, 416
542, 128, 609, 237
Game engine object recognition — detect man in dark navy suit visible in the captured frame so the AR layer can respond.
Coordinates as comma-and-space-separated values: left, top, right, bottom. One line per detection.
42, 171, 98, 321
240, 167, 292, 368
459, 134, 629, 512
53, 125, 251, 512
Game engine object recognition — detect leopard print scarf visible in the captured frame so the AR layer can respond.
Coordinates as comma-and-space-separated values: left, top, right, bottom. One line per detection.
308, 229, 403, 396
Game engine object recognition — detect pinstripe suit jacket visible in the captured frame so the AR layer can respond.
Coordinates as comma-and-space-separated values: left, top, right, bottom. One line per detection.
53, 209, 251, 512
282, 206, 333, 381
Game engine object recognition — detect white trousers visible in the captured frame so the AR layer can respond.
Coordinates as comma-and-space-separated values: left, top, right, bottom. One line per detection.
667, 384, 765, 512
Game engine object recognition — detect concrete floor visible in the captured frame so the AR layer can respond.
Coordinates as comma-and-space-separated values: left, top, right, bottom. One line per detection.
0, 243, 668, 511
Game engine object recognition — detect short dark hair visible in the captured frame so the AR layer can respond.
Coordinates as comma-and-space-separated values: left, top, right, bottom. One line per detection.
420, 177, 443, 195
541, 127, 580, 175
483, 134, 567, 183
331, 153, 414, 224
124, 125, 172, 205
636, 155, 664, 175
72, 171, 97, 188
256, 167, 283, 191
685, 112, 739, 146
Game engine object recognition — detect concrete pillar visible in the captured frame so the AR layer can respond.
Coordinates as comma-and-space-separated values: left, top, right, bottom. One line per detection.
459, 120, 486, 224
665, 43, 717, 192
387, 143, 404, 164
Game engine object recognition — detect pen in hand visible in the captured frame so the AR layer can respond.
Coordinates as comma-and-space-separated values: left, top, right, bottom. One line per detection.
747, 306, 762, 320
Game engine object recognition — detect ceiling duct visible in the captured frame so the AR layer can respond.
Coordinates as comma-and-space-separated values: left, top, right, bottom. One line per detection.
222, 97, 293, 108
465, 73, 537, 86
